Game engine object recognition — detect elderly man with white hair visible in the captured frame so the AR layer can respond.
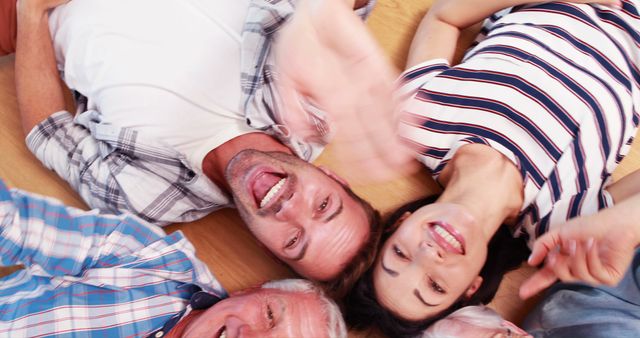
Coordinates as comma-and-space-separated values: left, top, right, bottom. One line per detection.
0, 179, 346, 338
422, 306, 531, 338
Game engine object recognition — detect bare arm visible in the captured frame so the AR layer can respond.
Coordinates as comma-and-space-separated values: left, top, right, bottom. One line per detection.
520, 169, 640, 299
607, 169, 640, 203
351, 0, 369, 9
408, 0, 621, 68
15, 0, 68, 135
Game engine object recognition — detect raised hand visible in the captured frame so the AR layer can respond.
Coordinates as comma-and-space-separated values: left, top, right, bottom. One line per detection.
274, 0, 419, 183
519, 198, 640, 299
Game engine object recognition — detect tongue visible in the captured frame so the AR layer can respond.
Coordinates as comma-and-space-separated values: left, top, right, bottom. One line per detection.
252, 172, 282, 206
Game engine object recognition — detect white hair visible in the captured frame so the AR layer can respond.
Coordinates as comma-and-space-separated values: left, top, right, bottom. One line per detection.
420, 306, 508, 338
262, 279, 347, 338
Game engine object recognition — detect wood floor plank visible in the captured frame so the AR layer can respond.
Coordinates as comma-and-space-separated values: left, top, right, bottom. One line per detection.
1, 2, 640, 336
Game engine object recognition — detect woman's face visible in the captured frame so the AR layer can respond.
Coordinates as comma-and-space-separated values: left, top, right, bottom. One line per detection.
373, 203, 489, 321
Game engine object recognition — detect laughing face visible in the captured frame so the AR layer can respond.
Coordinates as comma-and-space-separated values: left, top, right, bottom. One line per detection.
225, 150, 370, 281
182, 287, 328, 338
373, 203, 488, 321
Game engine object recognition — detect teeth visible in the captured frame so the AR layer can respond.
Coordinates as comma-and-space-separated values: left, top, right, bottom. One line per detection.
260, 178, 286, 208
220, 329, 226, 338
434, 225, 462, 251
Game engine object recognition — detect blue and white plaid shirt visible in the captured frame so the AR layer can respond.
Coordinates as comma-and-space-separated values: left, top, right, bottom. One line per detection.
26, 0, 375, 225
0, 180, 226, 337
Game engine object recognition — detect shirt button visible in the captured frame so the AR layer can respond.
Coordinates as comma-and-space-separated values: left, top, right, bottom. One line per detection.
155, 331, 164, 338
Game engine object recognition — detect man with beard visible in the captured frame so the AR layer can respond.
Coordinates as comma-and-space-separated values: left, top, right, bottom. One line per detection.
5, 0, 386, 295
0, 179, 346, 338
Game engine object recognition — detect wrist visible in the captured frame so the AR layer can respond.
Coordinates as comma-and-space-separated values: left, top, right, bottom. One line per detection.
16, 0, 49, 22
601, 194, 640, 246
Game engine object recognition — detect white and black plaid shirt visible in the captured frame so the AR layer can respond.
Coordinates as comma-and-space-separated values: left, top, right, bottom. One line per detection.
26, 0, 375, 225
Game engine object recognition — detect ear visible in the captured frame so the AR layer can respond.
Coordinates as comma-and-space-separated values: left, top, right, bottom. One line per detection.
318, 166, 349, 187
387, 211, 411, 233
464, 276, 483, 299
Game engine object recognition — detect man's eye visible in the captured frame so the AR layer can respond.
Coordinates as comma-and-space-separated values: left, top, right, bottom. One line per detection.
430, 278, 446, 294
318, 197, 329, 212
266, 304, 275, 328
285, 236, 298, 249
393, 245, 407, 259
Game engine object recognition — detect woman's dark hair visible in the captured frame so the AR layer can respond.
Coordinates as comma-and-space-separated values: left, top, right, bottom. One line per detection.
344, 195, 530, 338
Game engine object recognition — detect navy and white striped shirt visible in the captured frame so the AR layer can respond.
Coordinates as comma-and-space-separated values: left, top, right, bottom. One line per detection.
398, 1, 640, 246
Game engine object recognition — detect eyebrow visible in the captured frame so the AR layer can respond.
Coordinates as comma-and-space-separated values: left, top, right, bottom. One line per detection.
324, 199, 343, 223
382, 258, 439, 307
414, 289, 438, 307
291, 240, 309, 261
381, 259, 398, 277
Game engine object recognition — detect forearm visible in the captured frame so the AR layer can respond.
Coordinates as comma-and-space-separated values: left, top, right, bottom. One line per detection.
607, 169, 640, 203
0, 180, 100, 271
602, 187, 640, 247
605, 169, 640, 244
352, 0, 368, 9
407, 0, 533, 68
620, 193, 640, 245
15, 1, 65, 135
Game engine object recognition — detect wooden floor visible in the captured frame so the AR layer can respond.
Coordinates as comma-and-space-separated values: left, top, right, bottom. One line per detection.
1, 1, 639, 337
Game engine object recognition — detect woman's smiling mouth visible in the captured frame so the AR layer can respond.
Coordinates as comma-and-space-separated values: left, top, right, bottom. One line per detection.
428, 221, 466, 255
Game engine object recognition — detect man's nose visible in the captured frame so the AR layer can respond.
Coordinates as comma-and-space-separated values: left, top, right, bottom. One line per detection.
224, 317, 247, 338
274, 191, 301, 221
419, 240, 444, 263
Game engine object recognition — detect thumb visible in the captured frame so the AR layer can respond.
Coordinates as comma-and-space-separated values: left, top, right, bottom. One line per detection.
528, 230, 562, 266
519, 267, 558, 300
275, 79, 318, 140
529, 218, 591, 266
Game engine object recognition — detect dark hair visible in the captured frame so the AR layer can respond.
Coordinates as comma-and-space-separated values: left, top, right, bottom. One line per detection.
344, 195, 529, 338
320, 182, 383, 299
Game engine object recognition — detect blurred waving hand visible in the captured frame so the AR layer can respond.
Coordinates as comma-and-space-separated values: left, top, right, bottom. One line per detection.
274, 0, 419, 183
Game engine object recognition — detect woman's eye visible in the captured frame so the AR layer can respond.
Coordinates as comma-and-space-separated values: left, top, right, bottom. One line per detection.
266, 304, 275, 328
430, 278, 446, 294
285, 236, 298, 249
318, 197, 329, 212
393, 245, 407, 259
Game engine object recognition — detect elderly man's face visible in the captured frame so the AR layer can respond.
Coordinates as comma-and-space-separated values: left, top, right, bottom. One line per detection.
181, 287, 328, 338
225, 150, 370, 281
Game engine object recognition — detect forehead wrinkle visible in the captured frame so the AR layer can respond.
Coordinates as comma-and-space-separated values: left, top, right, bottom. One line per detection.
313, 216, 362, 271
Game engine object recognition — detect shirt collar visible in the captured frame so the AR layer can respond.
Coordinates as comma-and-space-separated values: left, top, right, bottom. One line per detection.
146, 285, 224, 338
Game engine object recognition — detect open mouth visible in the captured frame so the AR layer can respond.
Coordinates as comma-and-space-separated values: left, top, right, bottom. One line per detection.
216, 326, 226, 338
250, 171, 287, 209
429, 221, 465, 255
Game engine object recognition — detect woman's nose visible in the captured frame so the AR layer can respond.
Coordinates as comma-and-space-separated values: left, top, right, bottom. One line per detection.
420, 240, 444, 262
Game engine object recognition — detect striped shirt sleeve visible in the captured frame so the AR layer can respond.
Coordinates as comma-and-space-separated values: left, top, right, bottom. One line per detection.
0, 179, 168, 276
396, 59, 450, 99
